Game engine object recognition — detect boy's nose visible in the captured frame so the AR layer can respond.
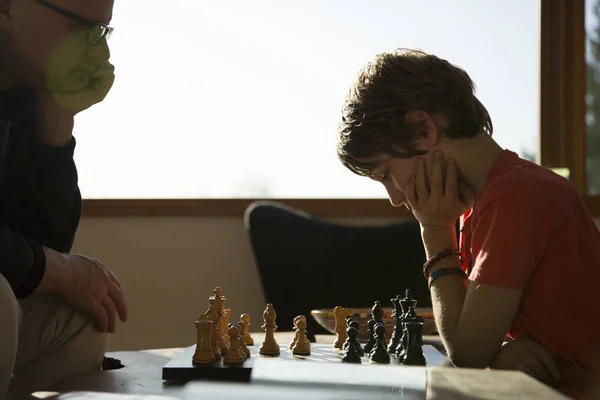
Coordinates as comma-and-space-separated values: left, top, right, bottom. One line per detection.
386, 187, 406, 208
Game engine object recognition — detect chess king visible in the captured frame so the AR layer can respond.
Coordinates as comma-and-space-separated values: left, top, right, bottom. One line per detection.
336, 48, 600, 399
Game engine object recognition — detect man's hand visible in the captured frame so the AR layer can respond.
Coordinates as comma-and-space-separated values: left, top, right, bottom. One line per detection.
39, 247, 128, 333
489, 337, 560, 384
406, 151, 476, 229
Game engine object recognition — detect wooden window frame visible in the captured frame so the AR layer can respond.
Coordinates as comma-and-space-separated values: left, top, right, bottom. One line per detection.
82, 1, 599, 218
540, 0, 600, 217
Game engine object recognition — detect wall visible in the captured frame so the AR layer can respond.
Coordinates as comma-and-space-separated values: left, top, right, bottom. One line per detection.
72, 216, 600, 352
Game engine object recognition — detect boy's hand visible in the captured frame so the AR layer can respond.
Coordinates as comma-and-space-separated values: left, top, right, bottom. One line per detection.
489, 337, 560, 384
406, 151, 475, 229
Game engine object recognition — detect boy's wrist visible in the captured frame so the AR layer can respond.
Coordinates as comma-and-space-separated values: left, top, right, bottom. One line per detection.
420, 225, 457, 260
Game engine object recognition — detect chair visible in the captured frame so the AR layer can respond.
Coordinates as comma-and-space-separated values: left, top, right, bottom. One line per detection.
244, 201, 432, 341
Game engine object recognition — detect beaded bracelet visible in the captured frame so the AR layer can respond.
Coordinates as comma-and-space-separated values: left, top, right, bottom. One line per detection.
428, 267, 467, 288
422, 248, 463, 280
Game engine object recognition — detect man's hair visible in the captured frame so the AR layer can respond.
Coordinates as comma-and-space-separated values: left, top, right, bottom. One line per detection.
337, 48, 493, 176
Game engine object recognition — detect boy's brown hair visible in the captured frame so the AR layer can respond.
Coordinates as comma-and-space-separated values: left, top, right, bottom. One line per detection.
337, 48, 493, 176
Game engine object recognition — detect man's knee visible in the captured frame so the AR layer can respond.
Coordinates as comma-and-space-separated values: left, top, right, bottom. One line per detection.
63, 309, 109, 372
17, 293, 108, 375
0, 274, 19, 329
0, 274, 20, 398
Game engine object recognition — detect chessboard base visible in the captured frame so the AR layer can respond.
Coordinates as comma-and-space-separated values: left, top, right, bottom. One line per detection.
162, 343, 446, 382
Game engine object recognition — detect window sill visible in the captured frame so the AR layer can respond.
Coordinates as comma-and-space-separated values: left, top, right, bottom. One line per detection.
81, 198, 413, 218
81, 196, 600, 218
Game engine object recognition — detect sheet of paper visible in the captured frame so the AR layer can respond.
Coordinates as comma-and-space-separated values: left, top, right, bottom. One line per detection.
251, 356, 426, 398
182, 381, 418, 399
57, 392, 180, 400
426, 367, 571, 400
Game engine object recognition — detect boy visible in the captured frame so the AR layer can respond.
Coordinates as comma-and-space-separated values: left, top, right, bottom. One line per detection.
337, 48, 600, 399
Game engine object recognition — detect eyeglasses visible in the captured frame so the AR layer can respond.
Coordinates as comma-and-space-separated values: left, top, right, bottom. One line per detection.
34, 0, 113, 46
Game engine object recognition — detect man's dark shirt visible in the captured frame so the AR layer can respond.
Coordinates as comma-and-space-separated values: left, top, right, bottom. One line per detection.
0, 87, 82, 299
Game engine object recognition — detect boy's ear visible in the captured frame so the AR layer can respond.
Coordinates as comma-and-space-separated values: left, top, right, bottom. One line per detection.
404, 110, 439, 150
0, 1, 13, 31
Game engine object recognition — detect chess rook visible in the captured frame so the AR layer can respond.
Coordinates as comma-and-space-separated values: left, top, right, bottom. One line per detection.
403, 322, 426, 366
192, 314, 216, 364
259, 303, 280, 356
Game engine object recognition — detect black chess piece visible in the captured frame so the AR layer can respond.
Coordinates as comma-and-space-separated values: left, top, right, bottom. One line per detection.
342, 317, 356, 350
363, 319, 377, 354
342, 327, 362, 364
369, 324, 391, 364
403, 321, 426, 366
396, 291, 418, 361
388, 295, 402, 354
348, 320, 365, 356
372, 301, 384, 324
397, 306, 416, 362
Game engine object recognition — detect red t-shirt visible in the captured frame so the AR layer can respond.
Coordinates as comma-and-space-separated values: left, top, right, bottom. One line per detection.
460, 150, 600, 399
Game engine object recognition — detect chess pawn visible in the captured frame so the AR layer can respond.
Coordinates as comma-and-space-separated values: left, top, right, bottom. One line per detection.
369, 324, 391, 364
220, 308, 232, 352
241, 314, 255, 346
341, 327, 362, 364
403, 322, 426, 366
363, 319, 377, 354
388, 296, 402, 354
229, 323, 247, 360
289, 315, 303, 349
342, 317, 355, 350
223, 325, 245, 365
333, 306, 353, 348
292, 319, 311, 356
192, 314, 216, 364
372, 300, 384, 324
236, 321, 251, 358
259, 303, 280, 356
298, 315, 310, 347
348, 320, 364, 356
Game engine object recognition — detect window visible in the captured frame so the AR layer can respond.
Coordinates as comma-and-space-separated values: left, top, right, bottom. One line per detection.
74, 0, 540, 200
587, 0, 600, 195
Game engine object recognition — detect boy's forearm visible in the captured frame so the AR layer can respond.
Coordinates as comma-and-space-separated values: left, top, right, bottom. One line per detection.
421, 225, 467, 361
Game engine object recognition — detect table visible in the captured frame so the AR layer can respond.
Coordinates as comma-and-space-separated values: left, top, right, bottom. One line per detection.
41, 333, 569, 400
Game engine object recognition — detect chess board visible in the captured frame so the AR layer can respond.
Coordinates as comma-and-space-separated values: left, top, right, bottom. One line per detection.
162, 342, 447, 382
